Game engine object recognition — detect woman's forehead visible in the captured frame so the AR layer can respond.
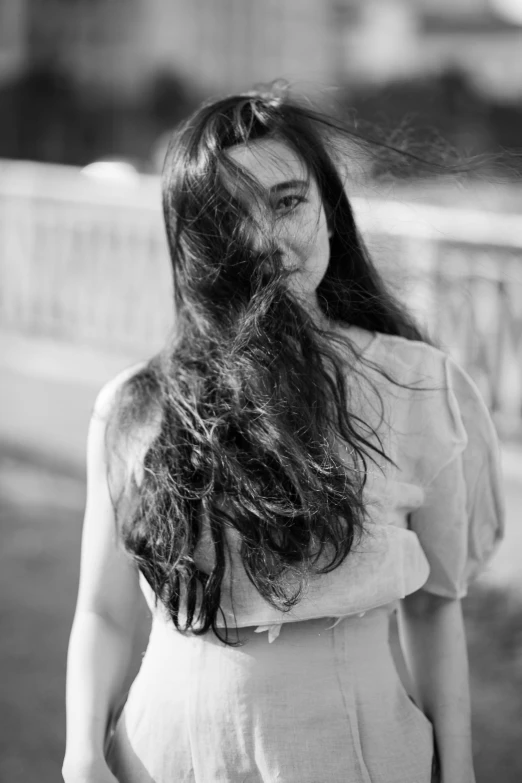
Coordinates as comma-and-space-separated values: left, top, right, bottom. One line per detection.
225, 139, 308, 191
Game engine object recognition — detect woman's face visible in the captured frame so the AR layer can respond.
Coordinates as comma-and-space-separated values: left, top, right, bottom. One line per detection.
225, 139, 331, 306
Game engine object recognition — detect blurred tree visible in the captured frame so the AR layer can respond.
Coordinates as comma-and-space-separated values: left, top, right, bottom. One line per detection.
146, 70, 202, 172
0, 62, 199, 168
338, 66, 522, 178
147, 70, 200, 133
0, 61, 85, 165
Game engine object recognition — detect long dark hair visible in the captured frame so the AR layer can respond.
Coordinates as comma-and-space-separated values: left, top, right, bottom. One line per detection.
107, 88, 428, 643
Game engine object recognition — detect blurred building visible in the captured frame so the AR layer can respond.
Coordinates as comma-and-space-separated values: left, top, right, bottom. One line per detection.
1, 0, 522, 99
0, 0, 341, 97
420, 0, 522, 99
337, 0, 522, 98
0, 0, 27, 83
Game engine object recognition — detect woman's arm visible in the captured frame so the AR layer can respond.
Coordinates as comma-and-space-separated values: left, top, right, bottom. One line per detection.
63, 612, 136, 778
398, 590, 475, 783
63, 376, 143, 779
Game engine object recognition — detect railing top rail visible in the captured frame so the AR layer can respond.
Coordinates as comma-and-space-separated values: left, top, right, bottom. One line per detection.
0, 158, 161, 211
1, 158, 522, 249
353, 198, 522, 249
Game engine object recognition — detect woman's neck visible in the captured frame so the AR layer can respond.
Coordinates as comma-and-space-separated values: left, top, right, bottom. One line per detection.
298, 292, 331, 330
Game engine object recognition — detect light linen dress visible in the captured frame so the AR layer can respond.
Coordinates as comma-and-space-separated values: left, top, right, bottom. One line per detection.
105, 328, 504, 783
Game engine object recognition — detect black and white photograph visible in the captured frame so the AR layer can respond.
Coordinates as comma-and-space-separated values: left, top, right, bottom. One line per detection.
0, 2, 521, 782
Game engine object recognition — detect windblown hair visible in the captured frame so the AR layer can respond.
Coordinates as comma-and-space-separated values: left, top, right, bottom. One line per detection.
107, 87, 428, 643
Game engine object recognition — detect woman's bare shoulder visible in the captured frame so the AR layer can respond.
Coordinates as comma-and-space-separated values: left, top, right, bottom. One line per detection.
93, 360, 158, 420
95, 359, 162, 463
89, 360, 164, 500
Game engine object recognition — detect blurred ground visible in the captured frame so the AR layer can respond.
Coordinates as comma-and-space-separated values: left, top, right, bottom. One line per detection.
0, 334, 521, 782
0, 454, 153, 783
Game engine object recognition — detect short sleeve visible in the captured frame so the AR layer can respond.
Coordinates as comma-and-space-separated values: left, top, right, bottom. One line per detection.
408, 356, 505, 599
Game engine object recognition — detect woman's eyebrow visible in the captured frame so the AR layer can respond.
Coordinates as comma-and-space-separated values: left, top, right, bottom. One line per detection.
269, 178, 309, 194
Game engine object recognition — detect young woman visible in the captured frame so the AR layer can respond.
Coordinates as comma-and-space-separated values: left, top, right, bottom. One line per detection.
63, 89, 504, 783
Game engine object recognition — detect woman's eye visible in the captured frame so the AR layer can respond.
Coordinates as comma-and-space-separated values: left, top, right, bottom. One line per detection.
274, 194, 305, 215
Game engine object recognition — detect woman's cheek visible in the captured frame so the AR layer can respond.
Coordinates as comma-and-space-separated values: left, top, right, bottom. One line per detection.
304, 223, 330, 272
292, 218, 322, 261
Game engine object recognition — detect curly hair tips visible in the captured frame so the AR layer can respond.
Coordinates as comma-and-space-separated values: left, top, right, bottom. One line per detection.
107, 89, 428, 643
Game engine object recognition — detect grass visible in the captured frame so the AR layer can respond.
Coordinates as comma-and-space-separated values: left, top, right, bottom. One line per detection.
0, 452, 520, 783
